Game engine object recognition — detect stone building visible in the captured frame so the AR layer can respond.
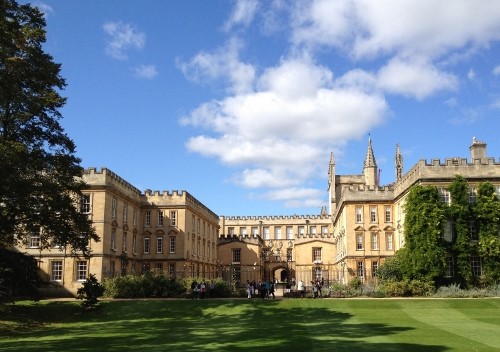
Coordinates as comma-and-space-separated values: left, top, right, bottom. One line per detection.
18, 138, 500, 296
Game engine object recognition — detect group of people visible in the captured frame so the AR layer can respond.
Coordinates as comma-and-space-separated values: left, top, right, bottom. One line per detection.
296, 278, 324, 298
246, 280, 275, 299
190, 279, 215, 299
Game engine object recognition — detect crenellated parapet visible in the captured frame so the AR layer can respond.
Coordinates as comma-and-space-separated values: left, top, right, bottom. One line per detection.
222, 214, 330, 221
142, 189, 219, 222
83, 167, 142, 199
394, 157, 500, 198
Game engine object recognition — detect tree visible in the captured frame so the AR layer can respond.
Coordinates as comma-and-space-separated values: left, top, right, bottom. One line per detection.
77, 274, 104, 309
0, 1, 98, 253
401, 185, 446, 283
448, 175, 478, 287
475, 182, 500, 283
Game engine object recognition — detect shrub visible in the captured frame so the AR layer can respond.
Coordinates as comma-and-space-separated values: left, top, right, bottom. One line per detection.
382, 280, 410, 297
409, 280, 435, 297
77, 274, 104, 309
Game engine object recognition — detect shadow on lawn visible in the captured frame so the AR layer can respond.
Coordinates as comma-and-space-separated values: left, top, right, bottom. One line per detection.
0, 299, 449, 352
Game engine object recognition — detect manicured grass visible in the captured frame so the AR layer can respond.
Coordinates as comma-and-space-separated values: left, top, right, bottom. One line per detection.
1, 298, 499, 351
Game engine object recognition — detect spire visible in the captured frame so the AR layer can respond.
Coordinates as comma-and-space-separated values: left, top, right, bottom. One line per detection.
395, 143, 403, 181
364, 135, 377, 168
363, 135, 378, 187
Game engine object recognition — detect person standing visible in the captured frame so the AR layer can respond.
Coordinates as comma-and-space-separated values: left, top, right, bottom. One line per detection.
298, 279, 305, 298
269, 281, 275, 299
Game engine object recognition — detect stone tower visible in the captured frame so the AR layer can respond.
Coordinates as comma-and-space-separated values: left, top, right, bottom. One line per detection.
470, 137, 487, 162
363, 136, 378, 187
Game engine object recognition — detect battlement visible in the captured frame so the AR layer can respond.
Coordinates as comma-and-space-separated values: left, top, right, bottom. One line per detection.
394, 156, 500, 197
83, 167, 142, 196
222, 214, 329, 221
142, 189, 219, 222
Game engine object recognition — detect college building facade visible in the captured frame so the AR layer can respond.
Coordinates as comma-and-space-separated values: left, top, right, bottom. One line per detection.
19, 138, 500, 296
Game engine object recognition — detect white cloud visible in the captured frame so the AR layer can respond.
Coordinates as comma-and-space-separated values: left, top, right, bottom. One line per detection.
178, 38, 255, 94
259, 187, 325, 208
181, 57, 387, 193
377, 58, 458, 100
103, 21, 145, 60
134, 65, 158, 79
224, 0, 260, 31
493, 65, 500, 75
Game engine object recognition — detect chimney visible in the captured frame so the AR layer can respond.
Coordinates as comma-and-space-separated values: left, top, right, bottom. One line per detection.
470, 137, 487, 162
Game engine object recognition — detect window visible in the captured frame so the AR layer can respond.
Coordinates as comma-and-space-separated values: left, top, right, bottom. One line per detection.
81, 194, 91, 214
29, 231, 41, 248
439, 188, 451, 205
170, 211, 177, 227
287, 248, 293, 262
145, 211, 151, 227
133, 209, 137, 227
263, 227, 270, 240
123, 204, 128, 223
286, 226, 293, 239
228, 227, 235, 235
356, 206, 363, 223
274, 227, 282, 239
313, 247, 322, 263
122, 232, 127, 252
169, 237, 176, 253
51, 261, 63, 281
232, 248, 241, 264
370, 206, 377, 223
168, 264, 175, 277
132, 234, 137, 254
112, 198, 117, 219
372, 262, 378, 278
144, 237, 150, 254
155, 263, 162, 272
76, 261, 87, 281
356, 232, 364, 250
111, 228, 116, 251
158, 211, 164, 226
310, 226, 317, 235
384, 205, 391, 222
470, 221, 479, 241
157, 236, 163, 254
468, 187, 476, 204
386, 233, 394, 250
371, 232, 378, 250
251, 227, 259, 236
443, 220, 454, 242
321, 226, 328, 234
240, 227, 247, 236
471, 256, 482, 276
445, 256, 454, 277
298, 226, 305, 235
357, 261, 364, 278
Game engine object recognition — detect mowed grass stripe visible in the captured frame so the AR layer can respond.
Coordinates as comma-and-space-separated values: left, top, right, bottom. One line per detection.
400, 301, 500, 349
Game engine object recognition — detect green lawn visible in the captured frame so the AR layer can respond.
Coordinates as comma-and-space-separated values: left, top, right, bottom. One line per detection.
1, 298, 499, 351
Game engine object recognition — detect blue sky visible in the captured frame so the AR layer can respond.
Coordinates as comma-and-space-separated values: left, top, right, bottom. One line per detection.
28, 0, 500, 216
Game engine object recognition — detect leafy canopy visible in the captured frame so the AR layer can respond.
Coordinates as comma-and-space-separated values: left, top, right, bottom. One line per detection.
0, 0, 98, 253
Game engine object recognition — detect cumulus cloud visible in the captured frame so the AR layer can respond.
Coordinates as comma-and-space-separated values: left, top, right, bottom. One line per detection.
224, 0, 260, 31
377, 58, 458, 100
134, 65, 158, 79
181, 56, 387, 196
178, 37, 255, 94
103, 21, 145, 60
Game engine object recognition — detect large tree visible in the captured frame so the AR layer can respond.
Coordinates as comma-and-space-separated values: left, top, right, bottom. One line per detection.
401, 185, 447, 282
475, 182, 500, 282
0, 0, 97, 253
